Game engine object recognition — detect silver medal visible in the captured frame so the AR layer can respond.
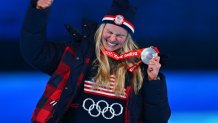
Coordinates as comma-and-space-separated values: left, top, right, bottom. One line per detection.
141, 47, 158, 64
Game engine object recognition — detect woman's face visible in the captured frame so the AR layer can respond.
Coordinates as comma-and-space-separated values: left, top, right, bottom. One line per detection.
102, 23, 128, 52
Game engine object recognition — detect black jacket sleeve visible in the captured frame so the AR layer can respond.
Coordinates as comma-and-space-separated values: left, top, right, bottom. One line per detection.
142, 73, 171, 123
20, 2, 67, 75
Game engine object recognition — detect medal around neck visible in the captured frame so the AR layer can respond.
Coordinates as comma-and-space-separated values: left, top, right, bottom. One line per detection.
141, 47, 158, 64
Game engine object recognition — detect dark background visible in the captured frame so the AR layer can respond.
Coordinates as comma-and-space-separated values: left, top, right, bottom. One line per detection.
0, 0, 218, 71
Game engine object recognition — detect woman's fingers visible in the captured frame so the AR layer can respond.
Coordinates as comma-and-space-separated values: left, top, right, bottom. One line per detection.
36, 0, 53, 9
147, 56, 161, 80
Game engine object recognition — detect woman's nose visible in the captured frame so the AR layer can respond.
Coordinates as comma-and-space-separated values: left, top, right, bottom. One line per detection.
109, 34, 116, 42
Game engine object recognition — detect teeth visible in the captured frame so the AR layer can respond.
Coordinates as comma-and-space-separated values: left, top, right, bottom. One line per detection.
107, 41, 117, 47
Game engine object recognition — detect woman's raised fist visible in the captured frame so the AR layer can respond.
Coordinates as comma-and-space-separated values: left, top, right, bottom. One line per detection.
36, 0, 53, 9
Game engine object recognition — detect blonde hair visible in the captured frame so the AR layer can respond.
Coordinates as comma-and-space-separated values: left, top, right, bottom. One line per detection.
93, 24, 143, 94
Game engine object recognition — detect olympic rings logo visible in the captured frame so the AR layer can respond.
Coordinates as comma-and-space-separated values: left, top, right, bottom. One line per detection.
82, 98, 123, 119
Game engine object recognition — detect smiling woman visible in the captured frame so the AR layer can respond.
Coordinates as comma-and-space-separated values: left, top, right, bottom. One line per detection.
20, 0, 170, 122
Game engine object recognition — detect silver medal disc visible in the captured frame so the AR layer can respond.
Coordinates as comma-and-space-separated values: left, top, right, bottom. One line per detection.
141, 47, 158, 64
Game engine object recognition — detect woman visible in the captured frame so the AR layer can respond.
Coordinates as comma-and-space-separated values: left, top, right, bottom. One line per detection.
21, 0, 171, 122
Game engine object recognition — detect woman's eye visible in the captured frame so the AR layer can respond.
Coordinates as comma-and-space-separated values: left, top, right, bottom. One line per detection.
117, 35, 125, 39
108, 31, 113, 34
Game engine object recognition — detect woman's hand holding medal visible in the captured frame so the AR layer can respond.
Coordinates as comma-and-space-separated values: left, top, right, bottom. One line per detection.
147, 56, 161, 80
141, 47, 161, 80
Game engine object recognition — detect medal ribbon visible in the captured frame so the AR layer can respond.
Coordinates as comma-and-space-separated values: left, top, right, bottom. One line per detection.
101, 47, 160, 72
